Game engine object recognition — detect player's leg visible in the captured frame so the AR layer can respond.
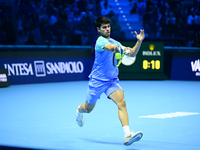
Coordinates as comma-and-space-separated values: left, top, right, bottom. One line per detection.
109, 89, 129, 127
78, 101, 96, 113
107, 80, 143, 146
109, 89, 143, 146
105, 78, 128, 127
76, 78, 106, 127
76, 101, 96, 127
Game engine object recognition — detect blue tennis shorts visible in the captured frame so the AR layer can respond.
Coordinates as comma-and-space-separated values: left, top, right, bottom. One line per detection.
86, 77, 122, 104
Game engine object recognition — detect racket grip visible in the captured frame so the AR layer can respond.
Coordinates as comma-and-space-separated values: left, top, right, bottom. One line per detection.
119, 46, 130, 55
116, 60, 122, 67
125, 50, 130, 54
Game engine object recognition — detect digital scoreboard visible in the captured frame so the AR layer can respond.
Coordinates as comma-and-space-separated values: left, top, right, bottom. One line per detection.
119, 42, 166, 79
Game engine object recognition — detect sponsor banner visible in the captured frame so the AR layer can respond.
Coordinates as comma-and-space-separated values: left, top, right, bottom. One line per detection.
171, 52, 200, 81
0, 57, 93, 84
0, 69, 10, 87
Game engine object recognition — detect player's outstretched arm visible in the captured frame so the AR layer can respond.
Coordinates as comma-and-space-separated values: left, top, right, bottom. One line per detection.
123, 29, 145, 57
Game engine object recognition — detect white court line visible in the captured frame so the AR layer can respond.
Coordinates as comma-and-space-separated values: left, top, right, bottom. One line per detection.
139, 112, 199, 119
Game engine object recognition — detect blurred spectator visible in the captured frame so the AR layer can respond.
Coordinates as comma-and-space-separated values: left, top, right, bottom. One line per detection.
51, 16, 65, 45
49, 10, 58, 26
143, 5, 159, 39
187, 11, 199, 25
81, 31, 89, 45
72, 11, 82, 29
20, 7, 41, 45
100, 0, 112, 16
21, 0, 35, 13
197, 12, 200, 24
165, 11, 176, 36
0, 7, 15, 44
110, 15, 126, 41
38, 8, 50, 44
192, 34, 200, 47
38, 8, 48, 21
175, 17, 187, 37
35, 0, 42, 15
77, 0, 87, 13
130, 2, 137, 15
93, 0, 102, 16
145, 0, 155, 12
178, 10, 187, 25
159, 10, 168, 37
136, 0, 146, 20
87, 0, 94, 12
18, 13, 24, 37
65, 0, 75, 6
24, 32, 36, 45
46, 0, 56, 17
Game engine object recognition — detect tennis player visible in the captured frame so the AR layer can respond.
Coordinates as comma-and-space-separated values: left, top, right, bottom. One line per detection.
76, 16, 145, 146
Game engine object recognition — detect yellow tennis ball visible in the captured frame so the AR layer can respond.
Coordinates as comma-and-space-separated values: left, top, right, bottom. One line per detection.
115, 53, 121, 59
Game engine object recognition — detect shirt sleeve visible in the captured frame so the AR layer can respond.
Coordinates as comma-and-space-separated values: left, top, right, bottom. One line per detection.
96, 36, 110, 52
117, 41, 123, 48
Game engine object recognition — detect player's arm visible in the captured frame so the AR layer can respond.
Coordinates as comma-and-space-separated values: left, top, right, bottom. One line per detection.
122, 29, 145, 57
103, 43, 119, 52
122, 40, 142, 57
103, 44, 130, 54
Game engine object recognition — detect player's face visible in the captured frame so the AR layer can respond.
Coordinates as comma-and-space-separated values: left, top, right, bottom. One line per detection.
97, 23, 111, 38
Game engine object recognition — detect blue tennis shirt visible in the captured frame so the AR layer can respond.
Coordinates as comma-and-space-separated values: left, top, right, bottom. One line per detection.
89, 36, 123, 81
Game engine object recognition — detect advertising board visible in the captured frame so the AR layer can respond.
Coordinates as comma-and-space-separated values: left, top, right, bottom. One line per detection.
170, 52, 200, 81
0, 51, 93, 84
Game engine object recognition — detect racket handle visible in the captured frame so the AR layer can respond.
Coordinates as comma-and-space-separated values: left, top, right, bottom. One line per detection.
119, 46, 130, 55
116, 60, 122, 67
125, 50, 130, 54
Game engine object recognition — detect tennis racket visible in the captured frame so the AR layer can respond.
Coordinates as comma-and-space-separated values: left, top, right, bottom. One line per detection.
113, 47, 126, 67
113, 47, 136, 67
121, 55, 136, 66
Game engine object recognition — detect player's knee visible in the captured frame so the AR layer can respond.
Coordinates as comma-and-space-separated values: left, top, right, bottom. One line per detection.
118, 99, 126, 109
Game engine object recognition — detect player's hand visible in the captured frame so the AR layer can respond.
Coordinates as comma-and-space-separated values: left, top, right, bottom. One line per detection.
122, 46, 131, 54
135, 29, 145, 42
123, 47, 131, 54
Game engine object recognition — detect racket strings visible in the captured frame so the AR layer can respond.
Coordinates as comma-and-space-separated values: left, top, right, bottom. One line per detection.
114, 51, 126, 67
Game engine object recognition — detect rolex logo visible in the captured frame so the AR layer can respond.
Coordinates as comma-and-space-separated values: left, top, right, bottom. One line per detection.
149, 44, 155, 51
143, 44, 160, 56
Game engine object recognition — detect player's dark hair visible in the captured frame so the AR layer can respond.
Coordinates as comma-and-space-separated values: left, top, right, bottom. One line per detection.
95, 17, 111, 28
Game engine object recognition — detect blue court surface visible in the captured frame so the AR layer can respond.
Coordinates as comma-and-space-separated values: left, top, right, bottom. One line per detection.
0, 80, 200, 150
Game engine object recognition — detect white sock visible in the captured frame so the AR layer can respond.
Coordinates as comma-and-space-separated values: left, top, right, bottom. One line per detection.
123, 126, 130, 137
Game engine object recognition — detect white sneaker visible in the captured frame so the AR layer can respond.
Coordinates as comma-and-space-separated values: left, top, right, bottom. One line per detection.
123, 131, 143, 146
76, 106, 84, 127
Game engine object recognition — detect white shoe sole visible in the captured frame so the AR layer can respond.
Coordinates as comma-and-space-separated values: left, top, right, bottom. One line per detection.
124, 131, 143, 146
76, 106, 84, 127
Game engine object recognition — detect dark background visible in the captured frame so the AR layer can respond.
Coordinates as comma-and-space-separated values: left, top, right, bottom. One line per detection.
0, 0, 199, 47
